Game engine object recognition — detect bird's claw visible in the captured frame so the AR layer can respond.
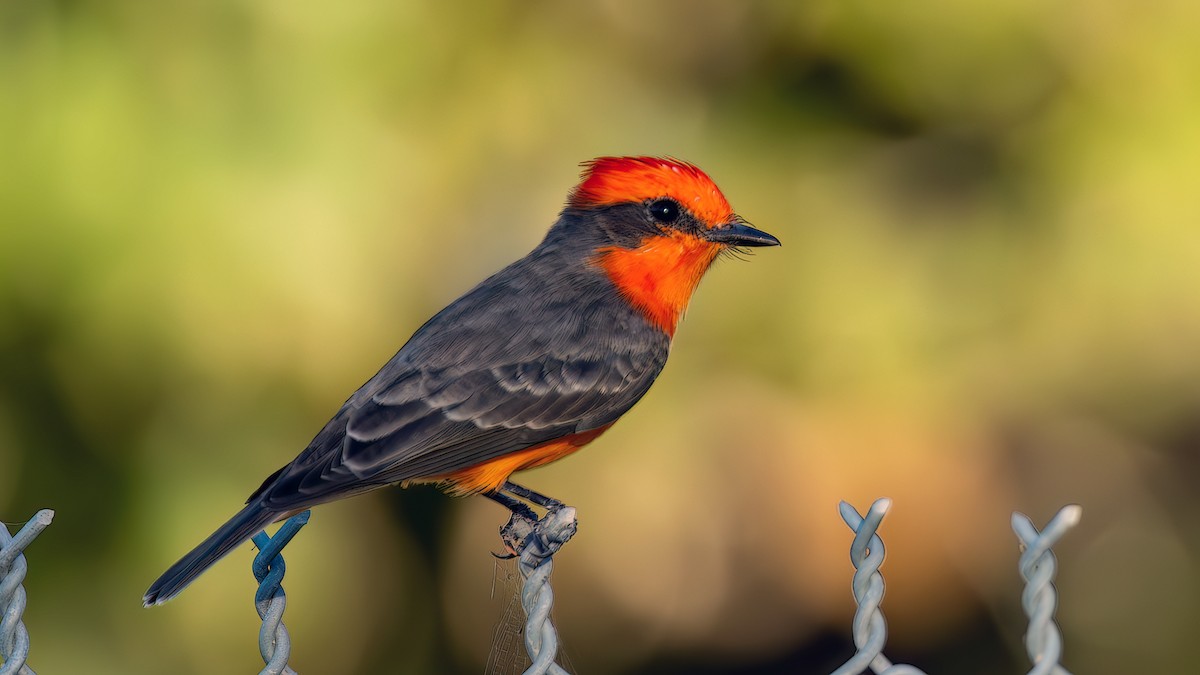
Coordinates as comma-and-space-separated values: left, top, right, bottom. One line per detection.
495, 505, 578, 560
497, 509, 538, 557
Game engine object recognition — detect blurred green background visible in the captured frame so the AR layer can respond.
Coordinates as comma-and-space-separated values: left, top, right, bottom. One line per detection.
2, 0, 1198, 673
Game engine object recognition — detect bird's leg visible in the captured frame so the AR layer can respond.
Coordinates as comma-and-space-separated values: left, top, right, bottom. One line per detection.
484, 489, 539, 523
499, 480, 566, 511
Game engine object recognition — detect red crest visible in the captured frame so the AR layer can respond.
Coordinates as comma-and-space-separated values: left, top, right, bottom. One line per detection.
569, 156, 734, 228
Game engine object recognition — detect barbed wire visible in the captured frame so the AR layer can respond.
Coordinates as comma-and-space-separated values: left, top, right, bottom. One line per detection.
498, 506, 578, 675
0, 509, 54, 675
832, 498, 1081, 675
250, 511, 311, 675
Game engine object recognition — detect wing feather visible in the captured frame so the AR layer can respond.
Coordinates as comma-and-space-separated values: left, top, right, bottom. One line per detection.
252, 252, 670, 510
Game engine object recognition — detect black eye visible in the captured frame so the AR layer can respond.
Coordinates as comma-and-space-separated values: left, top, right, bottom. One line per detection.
648, 199, 680, 224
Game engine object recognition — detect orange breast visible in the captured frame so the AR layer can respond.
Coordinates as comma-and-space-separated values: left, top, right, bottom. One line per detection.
595, 231, 721, 337
426, 424, 613, 496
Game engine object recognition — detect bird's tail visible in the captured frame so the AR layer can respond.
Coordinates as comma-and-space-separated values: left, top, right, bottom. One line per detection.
143, 503, 280, 606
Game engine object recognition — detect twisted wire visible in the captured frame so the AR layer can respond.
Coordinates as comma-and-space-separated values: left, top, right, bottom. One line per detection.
831, 499, 926, 675
0, 510, 53, 675
1012, 505, 1081, 675
250, 511, 311, 675
499, 506, 577, 675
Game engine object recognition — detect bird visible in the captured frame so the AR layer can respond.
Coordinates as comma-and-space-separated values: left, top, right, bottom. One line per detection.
143, 156, 779, 606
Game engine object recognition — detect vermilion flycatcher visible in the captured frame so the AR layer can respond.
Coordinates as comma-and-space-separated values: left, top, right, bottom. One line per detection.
144, 156, 779, 605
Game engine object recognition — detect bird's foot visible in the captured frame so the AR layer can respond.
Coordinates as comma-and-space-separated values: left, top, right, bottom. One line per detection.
495, 504, 577, 560
495, 508, 537, 559
484, 482, 575, 558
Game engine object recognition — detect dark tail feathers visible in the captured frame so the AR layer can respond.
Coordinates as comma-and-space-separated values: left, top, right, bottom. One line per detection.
143, 503, 279, 606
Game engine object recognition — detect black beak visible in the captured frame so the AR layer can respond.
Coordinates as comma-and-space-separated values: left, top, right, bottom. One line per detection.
706, 221, 781, 247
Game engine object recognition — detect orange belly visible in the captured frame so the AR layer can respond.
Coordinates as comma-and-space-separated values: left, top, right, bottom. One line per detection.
426, 424, 613, 496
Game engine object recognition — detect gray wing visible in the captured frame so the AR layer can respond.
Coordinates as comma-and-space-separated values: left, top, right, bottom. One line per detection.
253, 350, 664, 509
251, 252, 670, 509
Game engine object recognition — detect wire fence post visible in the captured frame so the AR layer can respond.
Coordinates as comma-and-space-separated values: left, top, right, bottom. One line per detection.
1012, 505, 1081, 675
251, 510, 310, 675
0, 509, 54, 675
499, 506, 577, 675
831, 498, 926, 675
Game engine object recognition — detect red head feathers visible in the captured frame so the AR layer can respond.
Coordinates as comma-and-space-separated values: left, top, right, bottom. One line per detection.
569, 156, 734, 228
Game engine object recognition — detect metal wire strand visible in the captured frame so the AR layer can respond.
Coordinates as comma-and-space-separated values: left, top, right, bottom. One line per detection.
1012, 505, 1081, 675
831, 499, 927, 675
0, 509, 53, 675
250, 511, 311, 675
499, 506, 578, 675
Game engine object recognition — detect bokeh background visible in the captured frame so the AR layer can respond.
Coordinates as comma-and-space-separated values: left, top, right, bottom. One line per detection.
2, 0, 1198, 673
